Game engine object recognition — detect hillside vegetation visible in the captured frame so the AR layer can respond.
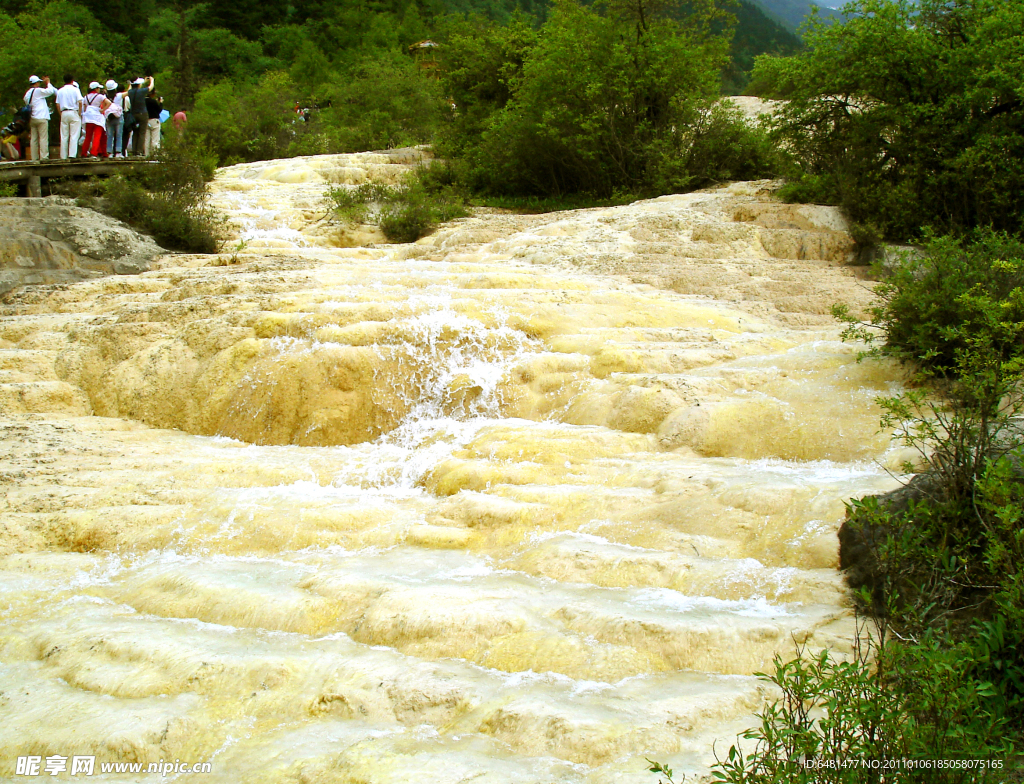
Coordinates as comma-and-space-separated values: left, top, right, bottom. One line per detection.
0, 0, 796, 169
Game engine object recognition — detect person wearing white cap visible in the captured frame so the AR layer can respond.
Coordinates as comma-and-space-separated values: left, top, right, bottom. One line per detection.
80, 81, 111, 158
55, 74, 84, 159
23, 75, 57, 160
104, 79, 131, 158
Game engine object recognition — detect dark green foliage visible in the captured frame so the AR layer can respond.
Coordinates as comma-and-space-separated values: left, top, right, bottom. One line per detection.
435, 12, 538, 157
441, 0, 778, 199
187, 71, 303, 164
295, 51, 448, 156
832, 232, 1024, 381
750, 0, 1024, 241
326, 164, 469, 242
205, 0, 289, 40
100, 132, 223, 253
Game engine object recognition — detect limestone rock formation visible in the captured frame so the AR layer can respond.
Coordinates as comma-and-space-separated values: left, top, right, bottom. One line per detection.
0, 197, 164, 297
0, 153, 912, 783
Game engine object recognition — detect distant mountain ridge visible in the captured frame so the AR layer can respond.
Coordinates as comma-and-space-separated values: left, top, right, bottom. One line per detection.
749, 0, 842, 31
726, 0, 802, 91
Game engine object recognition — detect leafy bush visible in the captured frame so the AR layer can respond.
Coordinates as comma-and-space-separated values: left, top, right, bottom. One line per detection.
188, 70, 303, 165
751, 0, 1024, 241
832, 232, 1024, 382
435, 12, 538, 159
709, 632, 1019, 784
292, 49, 446, 155
326, 164, 468, 242
100, 132, 223, 253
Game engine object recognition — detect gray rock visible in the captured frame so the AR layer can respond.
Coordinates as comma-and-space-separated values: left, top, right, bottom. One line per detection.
0, 197, 164, 297
856, 242, 924, 275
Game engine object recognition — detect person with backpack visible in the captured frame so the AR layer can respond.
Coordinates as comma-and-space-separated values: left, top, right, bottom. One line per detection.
104, 80, 130, 158
79, 82, 110, 158
127, 76, 154, 157
55, 74, 84, 159
23, 75, 57, 160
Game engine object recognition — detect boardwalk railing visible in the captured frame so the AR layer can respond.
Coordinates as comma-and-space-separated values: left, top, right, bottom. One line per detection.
0, 158, 158, 197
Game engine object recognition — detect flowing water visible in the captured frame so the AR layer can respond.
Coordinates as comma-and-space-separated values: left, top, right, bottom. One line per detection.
0, 150, 909, 782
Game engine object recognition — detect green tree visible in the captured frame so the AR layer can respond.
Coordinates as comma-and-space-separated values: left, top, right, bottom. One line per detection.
449, 0, 768, 197
0, 3, 120, 110
188, 69, 301, 163
435, 12, 538, 155
752, 0, 1024, 240
297, 49, 447, 154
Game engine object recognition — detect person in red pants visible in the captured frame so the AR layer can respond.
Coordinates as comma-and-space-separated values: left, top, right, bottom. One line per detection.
79, 81, 110, 158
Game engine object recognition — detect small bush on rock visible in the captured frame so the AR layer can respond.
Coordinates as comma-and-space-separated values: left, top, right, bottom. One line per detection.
326, 163, 468, 243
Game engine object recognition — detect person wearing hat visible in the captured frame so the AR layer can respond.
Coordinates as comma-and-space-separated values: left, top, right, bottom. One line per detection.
23, 75, 57, 160
79, 81, 111, 158
55, 75, 85, 159
127, 76, 154, 157
104, 79, 131, 158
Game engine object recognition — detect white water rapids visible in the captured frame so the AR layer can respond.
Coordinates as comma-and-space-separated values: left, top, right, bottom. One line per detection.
0, 150, 909, 782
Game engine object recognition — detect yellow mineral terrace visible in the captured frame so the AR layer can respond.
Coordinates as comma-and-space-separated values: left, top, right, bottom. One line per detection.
0, 151, 909, 782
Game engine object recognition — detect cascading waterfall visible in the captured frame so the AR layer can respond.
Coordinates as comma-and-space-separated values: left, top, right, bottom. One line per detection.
0, 150, 909, 782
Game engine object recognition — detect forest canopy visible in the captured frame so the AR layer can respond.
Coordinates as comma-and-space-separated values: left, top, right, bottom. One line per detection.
0, 0, 798, 170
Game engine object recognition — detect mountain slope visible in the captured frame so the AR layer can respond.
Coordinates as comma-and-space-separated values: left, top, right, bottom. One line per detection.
750, 0, 842, 31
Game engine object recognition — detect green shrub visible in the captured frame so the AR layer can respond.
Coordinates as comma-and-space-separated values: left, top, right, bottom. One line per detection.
439, 0, 777, 200
100, 132, 223, 253
326, 164, 469, 243
707, 632, 1019, 784
378, 195, 435, 243
188, 70, 302, 165
832, 231, 1024, 382
295, 50, 446, 155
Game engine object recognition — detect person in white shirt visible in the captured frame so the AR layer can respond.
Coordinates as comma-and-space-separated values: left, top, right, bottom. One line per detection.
80, 82, 111, 158
54, 74, 84, 159
23, 75, 58, 160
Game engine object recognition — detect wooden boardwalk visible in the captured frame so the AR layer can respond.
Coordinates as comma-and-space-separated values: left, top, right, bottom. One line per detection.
0, 157, 157, 196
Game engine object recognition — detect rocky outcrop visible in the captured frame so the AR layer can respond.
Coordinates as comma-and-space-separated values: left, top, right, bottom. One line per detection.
840, 426, 1024, 600
0, 197, 163, 297
838, 472, 941, 598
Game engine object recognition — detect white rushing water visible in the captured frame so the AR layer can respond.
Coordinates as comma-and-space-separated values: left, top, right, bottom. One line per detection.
0, 150, 908, 782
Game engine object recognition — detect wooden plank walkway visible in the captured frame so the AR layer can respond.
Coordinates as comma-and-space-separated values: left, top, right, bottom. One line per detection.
0, 158, 157, 196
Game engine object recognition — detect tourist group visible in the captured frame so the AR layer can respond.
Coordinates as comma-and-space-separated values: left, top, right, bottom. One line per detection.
2, 74, 187, 162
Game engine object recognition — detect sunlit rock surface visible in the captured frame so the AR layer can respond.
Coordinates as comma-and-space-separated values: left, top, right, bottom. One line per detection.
0, 197, 162, 297
0, 152, 907, 782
